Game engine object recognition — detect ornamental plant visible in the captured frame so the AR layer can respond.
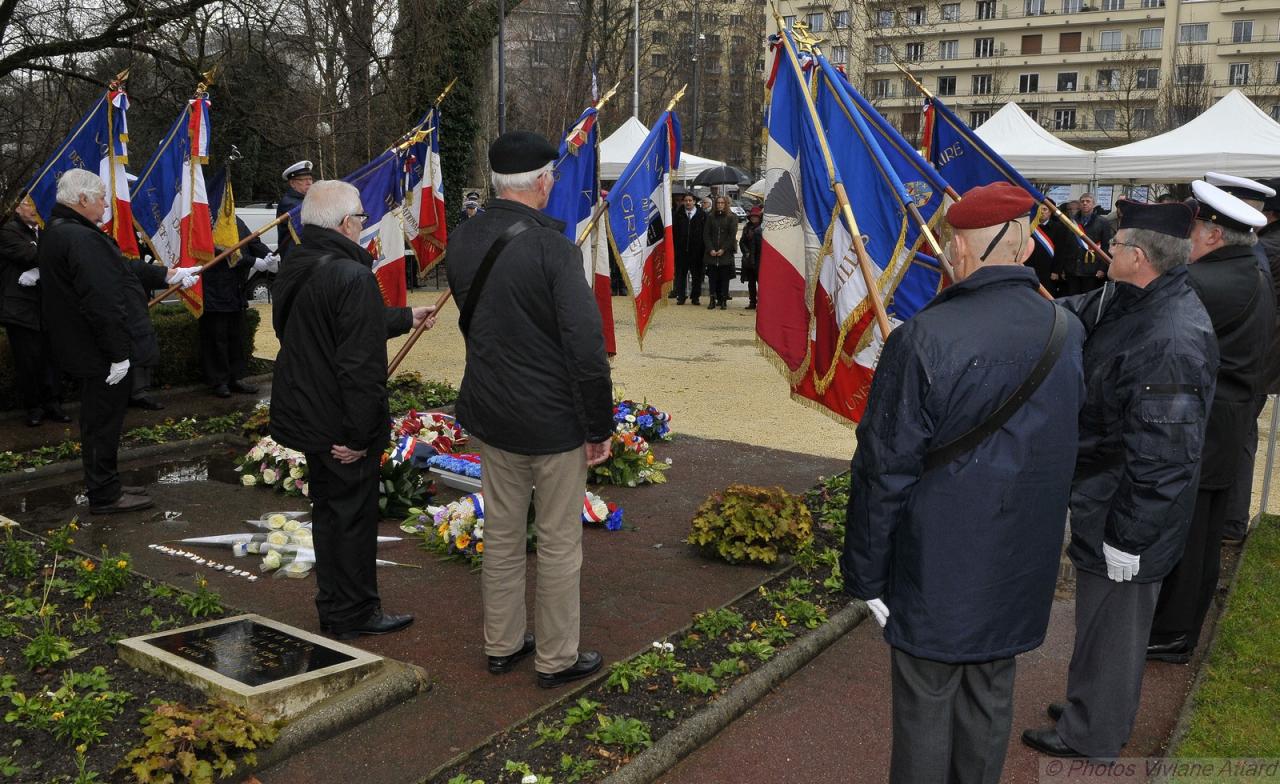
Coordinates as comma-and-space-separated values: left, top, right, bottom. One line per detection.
4, 666, 129, 747
686, 484, 814, 565
118, 699, 280, 784
69, 548, 133, 602
589, 431, 670, 487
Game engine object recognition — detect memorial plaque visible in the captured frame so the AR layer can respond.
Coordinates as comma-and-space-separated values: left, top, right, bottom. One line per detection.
148, 618, 354, 687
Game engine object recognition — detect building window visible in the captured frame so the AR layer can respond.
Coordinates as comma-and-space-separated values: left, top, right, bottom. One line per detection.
1101, 0, 1123, 8
1060, 32, 1082, 53
940, 40, 959, 59
1058, 72, 1078, 91
907, 6, 926, 24
1099, 30, 1122, 51
1179, 23, 1208, 43
901, 111, 922, 135
1233, 21, 1253, 43
654, 9, 664, 19
1276, 61, 1280, 84
1137, 68, 1159, 88
832, 46, 849, 64
874, 45, 894, 64
1097, 69, 1119, 89
807, 12, 825, 31
938, 75, 957, 95
1230, 63, 1250, 85
876, 9, 894, 27
783, 14, 796, 27
1094, 109, 1116, 130
1139, 28, 1162, 49
976, 0, 996, 19
873, 78, 892, 98
652, 31, 667, 45
1022, 34, 1042, 55
1019, 73, 1040, 92
1054, 108, 1077, 130
1062, 0, 1082, 12
941, 3, 961, 21
973, 74, 993, 94
1025, 0, 1045, 15
834, 10, 850, 28
1134, 108, 1154, 128
970, 110, 992, 126
1140, 0, 1164, 5
1026, 108, 1039, 122
729, 14, 744, 25
975, 37, 995, 57
651, 53, 667, 67
1176, 64, 1206, 84
1272, 105, 1280, 122
906, 41, 925, 61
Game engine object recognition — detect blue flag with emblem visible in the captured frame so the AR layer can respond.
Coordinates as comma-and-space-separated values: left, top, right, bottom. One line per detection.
925, 95, 1046, 201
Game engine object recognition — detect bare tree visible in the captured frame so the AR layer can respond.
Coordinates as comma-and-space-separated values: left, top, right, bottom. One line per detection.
1159, 44, 1212, 132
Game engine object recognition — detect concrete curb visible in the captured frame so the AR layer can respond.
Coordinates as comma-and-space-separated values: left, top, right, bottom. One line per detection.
0, 371, 273, 424
599, 601, 869, 784
0, 432, 248, 490
250, 660, 431, 772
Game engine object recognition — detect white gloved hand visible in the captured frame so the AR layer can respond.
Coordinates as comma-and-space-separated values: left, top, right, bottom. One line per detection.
105, 359, 130, 386
165, 268, 200, 289
17, 269, 39, 286
866, 598, 890, 628
1103, 542, 1140, 582
253, 254, 280, 274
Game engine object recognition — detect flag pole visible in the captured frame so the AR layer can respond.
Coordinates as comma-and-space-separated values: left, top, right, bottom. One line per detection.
387, 288, 454, 376
148, 214, 290, 307
773, 19, 893, 340
895, 61, 1112, 267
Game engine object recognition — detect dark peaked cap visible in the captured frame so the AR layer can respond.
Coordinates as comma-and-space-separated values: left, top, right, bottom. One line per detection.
489, 131, 559, 175
1115, 199, 1196, 238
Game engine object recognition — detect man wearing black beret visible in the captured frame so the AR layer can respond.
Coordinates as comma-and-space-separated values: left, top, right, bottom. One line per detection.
1022, 200, 1217, 760
447, 130, 613, 689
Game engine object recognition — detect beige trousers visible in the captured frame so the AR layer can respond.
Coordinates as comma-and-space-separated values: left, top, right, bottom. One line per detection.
477, 439, 587, 673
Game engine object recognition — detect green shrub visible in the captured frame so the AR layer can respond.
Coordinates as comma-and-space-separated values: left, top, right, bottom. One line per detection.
118, 699, 279, 783
0, 304, 260, 411
686, 484, 814, 565
388, 371, 458, 412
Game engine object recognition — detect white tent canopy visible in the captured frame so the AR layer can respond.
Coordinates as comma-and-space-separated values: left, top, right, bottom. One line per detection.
1094, 90, 1280, 183
974, 102, 1095, 183
599, 116, 725, 181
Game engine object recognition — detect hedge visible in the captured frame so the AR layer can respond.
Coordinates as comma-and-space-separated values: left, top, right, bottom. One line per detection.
0, 304, 261, 411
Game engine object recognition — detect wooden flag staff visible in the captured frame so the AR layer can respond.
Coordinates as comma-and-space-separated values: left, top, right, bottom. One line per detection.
147, 214, 288, 307
387, 288, 453, 376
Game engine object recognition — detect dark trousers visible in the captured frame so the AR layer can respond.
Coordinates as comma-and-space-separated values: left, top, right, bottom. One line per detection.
706, 265, 732, 305
79, 371, 132, 507
199, 310, 247, 387
3, 323, 57, 410
130, 365, 154, 399
890, 647, 1015, 784
1224, 396, 1266, 538
674, 255, 703, 302
306, 450, 382, 630
1057, 571, 1162, 758
1150, 486, 1228, 650
742, 270, 758, 305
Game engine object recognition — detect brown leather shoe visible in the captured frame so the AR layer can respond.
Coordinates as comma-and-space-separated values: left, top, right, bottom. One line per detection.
90, 493, 154, 515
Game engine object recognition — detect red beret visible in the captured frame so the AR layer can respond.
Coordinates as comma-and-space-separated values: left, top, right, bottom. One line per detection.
946, 182, 1036, 230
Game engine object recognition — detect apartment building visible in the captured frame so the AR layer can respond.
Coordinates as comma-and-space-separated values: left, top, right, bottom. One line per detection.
772, 0, 1280, 148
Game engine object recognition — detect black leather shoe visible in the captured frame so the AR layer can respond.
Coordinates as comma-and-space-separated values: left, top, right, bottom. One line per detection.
212, 385, 232, 399
719, 302, 727, 310
129, 397, 165, 411
229, 380, 259, 394
1147, 636, 1192, 663
333, 611, 414, 640
537, 650, 603, 689
89, 493, 154, 515
707, 301, 717, 310
25, 409, 43, 427
746, 303, 757, 310
677, 298, 686, 305
1021, 728, 1086, 758
1048, 702, 1066, 722
691, 298, 700, 306
488, 633, 536, 674
43, 403, 72, 423
122, 485, 149, 496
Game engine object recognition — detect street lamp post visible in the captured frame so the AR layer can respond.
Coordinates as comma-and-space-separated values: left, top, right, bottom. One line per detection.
691, 0, 701, 151
498, 0, 507, 134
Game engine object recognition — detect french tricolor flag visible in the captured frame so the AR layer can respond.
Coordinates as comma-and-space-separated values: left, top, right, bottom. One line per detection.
606, 111, 680, 346
100, 88, 139, 258
402, 109, 447, 275
132, 94, 214, 316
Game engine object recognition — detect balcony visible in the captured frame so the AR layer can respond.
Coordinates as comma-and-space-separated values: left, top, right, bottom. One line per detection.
867, 3, 1172, 38
1216, 0, 1279, 14
1215, 34, 1280, 54
864, 42, 1162, 74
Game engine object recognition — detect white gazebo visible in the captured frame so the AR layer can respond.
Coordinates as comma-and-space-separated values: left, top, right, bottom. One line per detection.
599, 116, 725, 181
973, 102, 1096, 183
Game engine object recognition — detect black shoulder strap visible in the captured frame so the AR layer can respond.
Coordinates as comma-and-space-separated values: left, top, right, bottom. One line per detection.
459, 218, 539, 337
923, 306, 1070, 472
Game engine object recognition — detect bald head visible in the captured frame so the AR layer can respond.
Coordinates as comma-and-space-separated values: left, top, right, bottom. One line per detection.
947, 218, 1032, 280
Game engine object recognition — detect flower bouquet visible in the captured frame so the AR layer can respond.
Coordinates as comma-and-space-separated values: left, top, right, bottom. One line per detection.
394, 410, 466, 455
235, 436, 309, 497
613, 400, 673, 442
425, 452, 483, 492
590, 431, 671, 487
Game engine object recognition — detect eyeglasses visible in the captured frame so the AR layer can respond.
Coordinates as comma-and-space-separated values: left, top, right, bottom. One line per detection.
346, 212, 369, 226
1111, 240, 1141, 252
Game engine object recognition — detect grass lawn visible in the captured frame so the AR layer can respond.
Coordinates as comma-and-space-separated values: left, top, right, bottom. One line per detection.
1173, 515, 1280, 758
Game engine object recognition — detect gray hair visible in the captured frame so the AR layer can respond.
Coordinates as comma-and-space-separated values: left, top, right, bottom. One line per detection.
491, 161, 553, 197
1218, 224, 1259, 248
300, 180, 361, 229
1126, 227, 1190, 275
55, 168, 106, 206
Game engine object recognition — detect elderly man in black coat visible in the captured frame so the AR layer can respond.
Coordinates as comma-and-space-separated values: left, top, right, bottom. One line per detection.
1022, 200, 1217, 760
270, 180, 434, 640
843, 182, 1085, 784
0, 198, 68, 426
1147, 181, 1275, 663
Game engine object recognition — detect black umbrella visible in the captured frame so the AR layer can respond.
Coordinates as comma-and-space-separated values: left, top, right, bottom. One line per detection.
692, 164, 753, 187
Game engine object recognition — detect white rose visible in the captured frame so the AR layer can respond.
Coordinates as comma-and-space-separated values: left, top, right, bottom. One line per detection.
261, 467, 278, 484
249, 446, 265, 461
283, 519, 302, 532
300, 482, 309, 497
589, 497, 608, 520
262, 550, 282, 569
267, 531, 290, 546
267, 513, 287, 529
241, 475, 257, 486
291, 532, 313, 547
290, 466, 305, 479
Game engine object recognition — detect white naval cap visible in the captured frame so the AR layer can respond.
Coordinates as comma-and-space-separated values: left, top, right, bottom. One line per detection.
1191, 180, 1267, 231
282, 160, 313, 181
1204, 172, 1276, 202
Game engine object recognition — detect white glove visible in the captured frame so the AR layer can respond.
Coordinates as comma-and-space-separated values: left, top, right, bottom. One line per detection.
166, 268, 200, 289
17, 269, 39, 286
253, 254, 280, 274
866, 598, 890, 628
105, 359, 130, 386
1103, 542, 1140, 582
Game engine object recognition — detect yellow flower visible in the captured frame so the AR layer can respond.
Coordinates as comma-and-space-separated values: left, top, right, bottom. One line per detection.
455, 533, 472, 550
775, 612, 789, 627
82, 560, 95, 572
646, 453, 655, 465
437, 523, 449, 538
51, 711, 64, 721
75, 744, 87, 754
68, 522, 78, 531
116, 559, 128, 569
475, 541, 484, 554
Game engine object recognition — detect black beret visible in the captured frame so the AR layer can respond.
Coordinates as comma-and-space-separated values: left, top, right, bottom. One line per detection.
1115, 199, 1196, 238
488, 131, 558, 175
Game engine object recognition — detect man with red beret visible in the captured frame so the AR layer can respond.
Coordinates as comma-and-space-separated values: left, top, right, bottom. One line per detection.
1022, 199, 1217, 759
843, 181, 1085, 783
